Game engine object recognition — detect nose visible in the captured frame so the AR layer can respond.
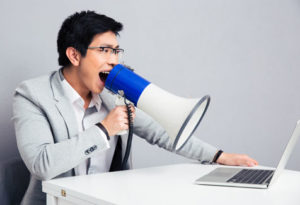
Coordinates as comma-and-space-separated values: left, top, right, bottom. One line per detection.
107, 54, 119, 66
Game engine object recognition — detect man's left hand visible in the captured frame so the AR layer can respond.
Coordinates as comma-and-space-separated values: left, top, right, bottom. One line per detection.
216, 152, 258, 167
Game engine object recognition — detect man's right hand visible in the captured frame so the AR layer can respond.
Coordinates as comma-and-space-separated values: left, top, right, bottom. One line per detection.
100, 105, 136, 136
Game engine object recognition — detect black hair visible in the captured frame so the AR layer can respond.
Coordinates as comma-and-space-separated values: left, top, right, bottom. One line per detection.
57, 10, 123, 67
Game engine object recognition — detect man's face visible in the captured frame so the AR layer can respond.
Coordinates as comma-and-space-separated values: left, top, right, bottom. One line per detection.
77, 31, 119, 94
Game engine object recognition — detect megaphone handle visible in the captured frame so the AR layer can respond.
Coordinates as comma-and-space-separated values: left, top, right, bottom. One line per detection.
121, 98, 134, 170
115, 93, 129, 135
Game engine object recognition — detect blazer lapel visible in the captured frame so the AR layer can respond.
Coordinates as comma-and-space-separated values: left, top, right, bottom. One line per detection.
50, 69, 78, 139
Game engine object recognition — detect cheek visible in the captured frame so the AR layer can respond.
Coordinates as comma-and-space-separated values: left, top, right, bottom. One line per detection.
81, 58, 99, 75
84, 55, 106, 71
79, 54, 107, 88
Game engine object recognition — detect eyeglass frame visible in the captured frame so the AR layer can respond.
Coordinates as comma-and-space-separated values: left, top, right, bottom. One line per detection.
87, 46, 124, 57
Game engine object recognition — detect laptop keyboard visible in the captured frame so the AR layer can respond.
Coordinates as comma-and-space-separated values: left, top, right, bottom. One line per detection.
227, 169, 274, 184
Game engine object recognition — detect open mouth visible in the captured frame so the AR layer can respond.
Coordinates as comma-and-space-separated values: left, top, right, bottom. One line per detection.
99, 71, 110, 84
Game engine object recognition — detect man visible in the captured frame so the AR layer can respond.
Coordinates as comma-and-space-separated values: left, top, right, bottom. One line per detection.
13, 11, 258, 205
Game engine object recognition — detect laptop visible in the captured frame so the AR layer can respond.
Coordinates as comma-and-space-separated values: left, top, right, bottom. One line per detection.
195, 120, 300, 189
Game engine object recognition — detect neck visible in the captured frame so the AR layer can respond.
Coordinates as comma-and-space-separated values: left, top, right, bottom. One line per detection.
62, 66, 92, 108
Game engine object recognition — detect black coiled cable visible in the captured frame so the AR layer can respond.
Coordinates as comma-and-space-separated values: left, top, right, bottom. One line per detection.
121, 98, 134, 170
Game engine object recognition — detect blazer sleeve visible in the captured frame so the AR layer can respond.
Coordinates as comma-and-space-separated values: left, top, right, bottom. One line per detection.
133, 108, 218, 162
12, 91, 109, 181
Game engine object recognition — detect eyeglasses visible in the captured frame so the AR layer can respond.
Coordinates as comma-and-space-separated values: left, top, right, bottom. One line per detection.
88, 46, 124, 62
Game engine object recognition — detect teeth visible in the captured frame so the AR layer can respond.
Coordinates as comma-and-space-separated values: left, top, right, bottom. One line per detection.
99, 71, 110, 83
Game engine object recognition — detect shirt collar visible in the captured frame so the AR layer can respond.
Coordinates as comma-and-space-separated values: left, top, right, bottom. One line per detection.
90, 93, 102, 111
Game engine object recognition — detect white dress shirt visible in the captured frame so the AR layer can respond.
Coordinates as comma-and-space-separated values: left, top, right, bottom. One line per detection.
61, 78, 117, 175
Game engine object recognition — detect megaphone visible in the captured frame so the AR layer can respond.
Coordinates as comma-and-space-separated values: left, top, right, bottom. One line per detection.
104, 64, 210, 151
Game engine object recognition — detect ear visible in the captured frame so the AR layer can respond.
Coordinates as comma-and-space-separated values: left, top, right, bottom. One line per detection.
65, 47, 81, 66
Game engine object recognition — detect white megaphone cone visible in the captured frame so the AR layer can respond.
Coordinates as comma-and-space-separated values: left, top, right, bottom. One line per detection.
104, 64, 210, 151
138, 84, 210, 150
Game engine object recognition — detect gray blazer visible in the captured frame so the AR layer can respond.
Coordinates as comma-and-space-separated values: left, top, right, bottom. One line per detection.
12, 69, 218, 205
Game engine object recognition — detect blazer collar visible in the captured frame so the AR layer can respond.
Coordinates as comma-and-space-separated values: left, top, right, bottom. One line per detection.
50, 69, 78, 138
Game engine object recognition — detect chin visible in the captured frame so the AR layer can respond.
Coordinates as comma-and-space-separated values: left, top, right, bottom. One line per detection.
93, 80, 105, 94
95, 86, 104, 94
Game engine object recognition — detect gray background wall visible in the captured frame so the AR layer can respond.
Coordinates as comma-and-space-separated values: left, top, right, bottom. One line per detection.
1, 0, 299, 171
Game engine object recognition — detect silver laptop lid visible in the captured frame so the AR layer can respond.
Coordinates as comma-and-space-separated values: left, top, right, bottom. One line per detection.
268, 120, 300, 187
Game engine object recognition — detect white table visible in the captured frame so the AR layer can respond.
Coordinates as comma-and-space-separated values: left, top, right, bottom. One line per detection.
42, 163, 300, 205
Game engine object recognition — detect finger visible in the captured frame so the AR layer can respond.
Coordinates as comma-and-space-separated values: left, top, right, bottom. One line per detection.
252, 159, 258, 165
128, 110, 135, 119
247, 156, 258, 166
122, 123, 129, 130
123, 117, 129, 125
246, 158, 257, 167
125, 105, 135, 115
246, 161, 255, 167
122, 107, 135, 120
116, 105, 127, 112
131, 112, 136, 119
132, 109, 135, 118
130, 104, 135, 113
119, 121, 128, 129
122, 113, 131, 121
